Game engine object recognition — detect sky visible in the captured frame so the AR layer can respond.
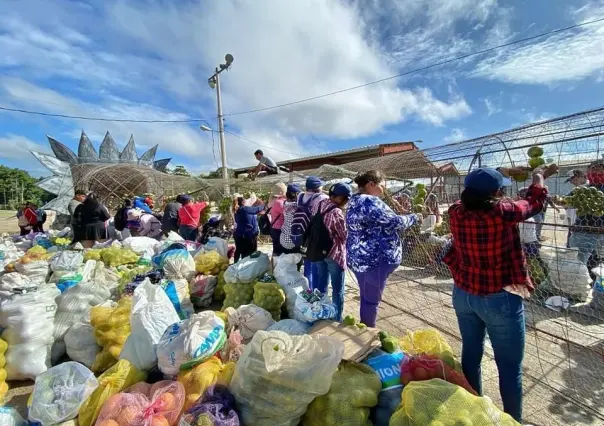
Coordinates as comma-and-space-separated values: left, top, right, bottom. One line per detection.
1, 0, 604, 177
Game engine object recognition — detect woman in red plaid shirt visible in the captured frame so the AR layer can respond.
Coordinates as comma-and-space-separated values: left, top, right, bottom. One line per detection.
443, 165, 558, 423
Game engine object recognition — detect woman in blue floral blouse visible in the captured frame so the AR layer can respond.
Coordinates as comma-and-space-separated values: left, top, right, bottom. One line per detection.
346, 170, 420, 326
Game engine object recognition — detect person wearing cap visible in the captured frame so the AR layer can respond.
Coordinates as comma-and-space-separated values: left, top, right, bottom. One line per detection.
443, 165, 557, 423
309, 183, 352, 321
177, 195, 208, 241
280, 183, 303, 255
268, 182, 287, 258
298, 176, 329, 284
569, 160, 604, 269
346, 170, 421, 328
161, 195, 184, 236
563, 169, 588, 248
232, 196, 265, 262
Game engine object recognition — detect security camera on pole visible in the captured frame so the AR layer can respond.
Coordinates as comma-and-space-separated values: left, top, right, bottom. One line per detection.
208, 54, 234, 196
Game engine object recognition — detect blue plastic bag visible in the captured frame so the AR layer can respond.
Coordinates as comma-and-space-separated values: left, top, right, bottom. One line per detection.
364, 349, 405, 426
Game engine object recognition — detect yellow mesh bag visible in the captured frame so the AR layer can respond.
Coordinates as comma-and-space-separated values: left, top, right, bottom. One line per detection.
90, 297, 132, 372
302, 360, 382, 426
399, 329, 459, 371
177, 356, 235, 410
78, 359, 146, 426
390, 379, 520, 426
195, 251, 228, 275
0, 338, 8, 402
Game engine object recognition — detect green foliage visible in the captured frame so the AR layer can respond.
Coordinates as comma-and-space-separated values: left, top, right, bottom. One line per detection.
171, 165, 190, 176
0, 166, 53, 209
203, 167, 235, 179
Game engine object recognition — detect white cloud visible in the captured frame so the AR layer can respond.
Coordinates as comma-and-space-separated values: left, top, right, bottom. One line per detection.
443, 128, 466, 143
0, 0, 473, 148
0, 134, 49, 160
474, 3, 604, 84
483, 97, 501, 116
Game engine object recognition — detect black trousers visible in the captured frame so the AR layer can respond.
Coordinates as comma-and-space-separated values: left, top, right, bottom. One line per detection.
234, 235, 258, 263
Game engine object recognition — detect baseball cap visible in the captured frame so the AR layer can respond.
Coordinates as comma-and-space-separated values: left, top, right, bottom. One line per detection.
287, 183, 301, 194
464, 168, 507, 194
306, 176, 324, 190
329, 183, 352, 198
565, 169, 585, 182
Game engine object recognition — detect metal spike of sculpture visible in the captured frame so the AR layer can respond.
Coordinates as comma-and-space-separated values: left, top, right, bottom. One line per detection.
31, 131, 213, 214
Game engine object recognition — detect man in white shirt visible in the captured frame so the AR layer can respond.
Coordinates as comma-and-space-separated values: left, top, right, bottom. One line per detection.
251, 149, 279, 176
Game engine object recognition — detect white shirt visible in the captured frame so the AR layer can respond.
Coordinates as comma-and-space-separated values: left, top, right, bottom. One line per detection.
259, 155, 277, 168
519, 218, 538, 244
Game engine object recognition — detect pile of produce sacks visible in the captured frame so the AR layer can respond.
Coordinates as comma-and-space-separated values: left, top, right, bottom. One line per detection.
195, 251, 229, 276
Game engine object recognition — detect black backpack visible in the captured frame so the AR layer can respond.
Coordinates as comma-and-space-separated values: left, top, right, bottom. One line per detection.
302, 203, 337, 262
258, 207, 272, 236
114, 206, 128, 231
291, 193, 321, 247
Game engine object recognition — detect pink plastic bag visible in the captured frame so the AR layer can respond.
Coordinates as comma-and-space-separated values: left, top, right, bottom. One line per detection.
94, 380, 185, 426
220, 329, 244, 362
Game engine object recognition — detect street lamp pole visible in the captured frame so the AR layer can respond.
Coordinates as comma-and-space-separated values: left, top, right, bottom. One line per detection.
208, 54, 234, 196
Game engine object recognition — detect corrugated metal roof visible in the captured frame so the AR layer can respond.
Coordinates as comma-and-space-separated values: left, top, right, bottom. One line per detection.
233, 141, 418, 172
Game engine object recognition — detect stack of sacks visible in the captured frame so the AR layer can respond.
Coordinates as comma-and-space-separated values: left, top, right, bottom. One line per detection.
0, 285, 60, 380
160, 278, 194, 320
52, 277, 112, 363
90, 298, 132, 372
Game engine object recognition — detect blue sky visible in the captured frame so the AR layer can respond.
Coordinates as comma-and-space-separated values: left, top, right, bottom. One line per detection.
1, 0, 604, 177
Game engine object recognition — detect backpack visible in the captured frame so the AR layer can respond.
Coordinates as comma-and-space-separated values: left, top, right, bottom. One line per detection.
302, 203, 338, 261
258, 207, 272, 236
290, 193, 322, 248
114, 206, 128, 231
36, 209, 47, 223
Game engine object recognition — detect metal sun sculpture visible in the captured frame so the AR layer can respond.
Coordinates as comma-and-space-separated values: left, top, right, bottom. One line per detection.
29, 130, 210, 214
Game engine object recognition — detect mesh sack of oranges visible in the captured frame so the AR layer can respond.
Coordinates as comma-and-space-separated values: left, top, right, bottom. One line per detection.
401, 354, 476, 395
94, 380, 185, 426
0, 338, 8, 401
177, 356, 235, 410
390, 378, 520, 426
302, 360, 382, 426
399, 329, 460, 372
90, 298, 132, 372
78, 359, 146, 426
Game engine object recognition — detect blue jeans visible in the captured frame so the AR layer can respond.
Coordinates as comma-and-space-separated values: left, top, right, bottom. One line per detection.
452, 286, 525, 423
304, 259, 315, 289
534, 212, 545, 239
311, 258, 345, 321
569, 232, 604, 263
179, 225, 198, 241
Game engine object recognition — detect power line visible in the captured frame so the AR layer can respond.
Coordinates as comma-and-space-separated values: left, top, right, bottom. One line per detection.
224, 129, 305, 156
224, 17, 604, 117
0, 106, 206, 123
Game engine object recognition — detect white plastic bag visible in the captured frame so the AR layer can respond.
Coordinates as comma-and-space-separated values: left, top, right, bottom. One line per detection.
294, 293, 338, 324
49, 251, 84, 272
122, 236, 162, 256
267, 319, 311, 335
0, 285, 60, 380
224, 252, 270, 284
15, 260, 49, 284
29, 361, 98, 425
64, 319, 100, 369
156, 312, 226, 376
229, 330, 344, 426
161, 278, 194, 320
52, 280, 111, 362
0, 407, 27, 426
273, 254, 309, 318
157, 249, 196, 281
546, 247, 591, 300
204, 237, 228, 258
189, 275, 218, 308
0, 272, 33, 298
120, 279, 180, 371
224, 304, 275, 343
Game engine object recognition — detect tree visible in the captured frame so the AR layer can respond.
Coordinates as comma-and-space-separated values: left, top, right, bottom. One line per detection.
0, 166, 54, 209
204, 167, 235, 179
172, 165, 190, 176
